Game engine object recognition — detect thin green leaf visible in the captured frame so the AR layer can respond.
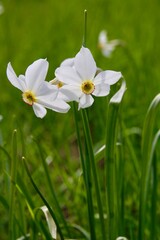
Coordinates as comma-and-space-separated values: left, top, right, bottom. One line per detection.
22, 157, 64, 240
32, 138, 70, 237
9, 129, 18, 240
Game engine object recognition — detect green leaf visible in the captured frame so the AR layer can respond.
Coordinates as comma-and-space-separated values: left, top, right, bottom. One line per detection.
138, 93, 160, 239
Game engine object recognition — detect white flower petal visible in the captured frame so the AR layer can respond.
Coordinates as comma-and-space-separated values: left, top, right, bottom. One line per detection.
55, 66, 81, 85
32, 103, 47, 118
7, 63, 25, 91
37, 97, 70, 113
25, 59, 49, 92
51, 99, 70, 113
37, 82, 58, 100
101, 45, 115, 57
98, 30, 108, 45
60, 85, 81, 102
93, 83, 110, 97
94, 70, 122, 85
60, 58, 74, 67
110, 80, 126, 104
74, 46, 97, 80
78, 94, 94, 109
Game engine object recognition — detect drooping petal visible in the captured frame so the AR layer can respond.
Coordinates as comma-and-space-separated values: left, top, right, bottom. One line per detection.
7, 63, 25, 91
25, 59, 49, 92
55, 66, 81, 85
92, 83, 110, 97
37, 97, 70, 113
32, 102, 47, 118
78, 94, 94, 109
74, 46, 97, 80
94, 70, 122, 85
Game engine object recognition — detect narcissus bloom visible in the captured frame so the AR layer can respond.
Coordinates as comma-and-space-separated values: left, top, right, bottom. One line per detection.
7, 59, 70, 118
55, 46, 122, 109
98, 30, 123, 57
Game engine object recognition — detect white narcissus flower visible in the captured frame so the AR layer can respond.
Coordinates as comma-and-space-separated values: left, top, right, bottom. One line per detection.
55, 46, 122, 109
7, 59, 70, 118
98, 30, 124, 57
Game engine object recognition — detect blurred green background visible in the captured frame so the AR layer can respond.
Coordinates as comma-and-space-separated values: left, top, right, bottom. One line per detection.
0, 0, 160, 239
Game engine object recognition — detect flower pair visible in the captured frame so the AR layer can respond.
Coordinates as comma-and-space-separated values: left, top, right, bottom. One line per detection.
7, 46, 122, 118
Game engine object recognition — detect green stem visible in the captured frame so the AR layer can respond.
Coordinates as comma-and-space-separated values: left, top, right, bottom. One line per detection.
105, 80, 126, 240
81, 109, 106, 239
83, 10, 87, 47
72, 103, 96, 240
105, 105, 119, 240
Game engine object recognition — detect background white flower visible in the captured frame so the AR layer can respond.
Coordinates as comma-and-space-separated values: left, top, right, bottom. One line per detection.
0, 2, 4, 15
98, 30, 124, 57
7, 59, 70, 118
55, 46, 122, 109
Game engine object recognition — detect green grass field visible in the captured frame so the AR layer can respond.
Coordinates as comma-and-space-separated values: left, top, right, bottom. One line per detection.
0, 0, 160, 239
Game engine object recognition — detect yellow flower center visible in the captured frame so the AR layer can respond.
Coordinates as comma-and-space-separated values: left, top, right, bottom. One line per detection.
57, 81, 63, 88
81, 80, 95, 95
50, 79, 63, 88
22, 91, 36, 105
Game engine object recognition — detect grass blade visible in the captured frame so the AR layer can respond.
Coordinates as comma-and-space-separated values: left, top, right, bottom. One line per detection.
9, 129, 18, 240
32, 138, 71, 237
22, 157, 64, 240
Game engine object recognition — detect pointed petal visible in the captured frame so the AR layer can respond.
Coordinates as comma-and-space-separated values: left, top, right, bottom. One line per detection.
74, 46, 97, 80
55, 66, 81, 85
25, 59, 49, 92
94, 70, 122, 85
7, 63, 25, 91
60, 57, 74, 67
32, 103, 47, 118
78, 94, 94, 109
93, 83, 110, 96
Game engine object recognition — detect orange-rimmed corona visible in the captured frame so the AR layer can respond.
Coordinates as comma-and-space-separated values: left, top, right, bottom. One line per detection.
22, 91, 36, 105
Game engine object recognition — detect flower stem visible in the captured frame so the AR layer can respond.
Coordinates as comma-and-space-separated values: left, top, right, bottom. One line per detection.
83, 9, 87, 47
72, 103, 96, 240
105, 82, 126, 240
105, 103, 119, 240
81, 109, 106, 239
